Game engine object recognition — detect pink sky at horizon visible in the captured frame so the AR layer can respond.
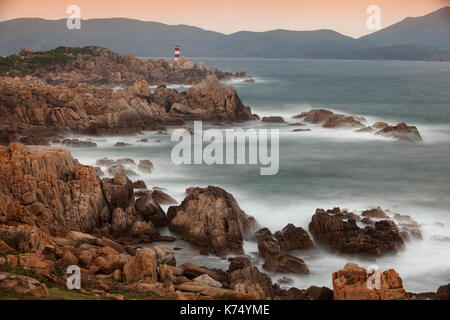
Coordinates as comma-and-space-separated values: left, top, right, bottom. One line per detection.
0, 0, 448, 38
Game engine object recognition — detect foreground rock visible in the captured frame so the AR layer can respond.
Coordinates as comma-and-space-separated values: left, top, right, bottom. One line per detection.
332, 263, 408, 300
0, 272, 48, 297
309, 208, 405, 255
256, 228, 310, 274
167, 186, 257, 255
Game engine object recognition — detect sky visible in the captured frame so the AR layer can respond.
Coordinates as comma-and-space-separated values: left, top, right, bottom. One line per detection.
0, 0, 448, 38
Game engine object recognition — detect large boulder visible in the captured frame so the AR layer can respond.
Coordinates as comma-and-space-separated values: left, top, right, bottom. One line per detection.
123, 248, 157, 283
332, 263, 408, 300
0, 272, 48, 297
0, 144, 110, 236
185, 76, 255, 121
309, 209, 404, 255
135, 195, 169, 227
167, 186, 257, 255
273, 224, 315, 251
228, 266, 275, 299
255, 228, 309, 274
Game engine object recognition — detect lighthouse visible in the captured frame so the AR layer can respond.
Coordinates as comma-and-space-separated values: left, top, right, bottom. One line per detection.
174, 45, 180, 61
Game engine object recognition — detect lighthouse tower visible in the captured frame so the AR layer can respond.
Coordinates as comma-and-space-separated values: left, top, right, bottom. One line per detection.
174, 45, 180, 62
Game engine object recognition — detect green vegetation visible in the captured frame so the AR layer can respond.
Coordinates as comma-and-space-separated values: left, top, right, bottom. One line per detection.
0, 46, 101, 75
0, 264, 52, 287
0, 287, 35, 300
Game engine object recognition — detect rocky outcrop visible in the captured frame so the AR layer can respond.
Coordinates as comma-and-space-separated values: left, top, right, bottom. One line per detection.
293, 109, 365, 128
375, 122, 422, 142
0, 75, 255, 144
0, 272, 48, 297
135, 195, 169, 227
2, 47, 252, 86
228, 266, 275, 299
123, 248, 158, 283
0, 143, 110, 236
293, 109, 422, 142
309, 208, 405, 255
332, 263, 408, 300
167, 186, 257, 255
261, 116, 285, 123
255, 228, 309, 274
273, 224, 315, 251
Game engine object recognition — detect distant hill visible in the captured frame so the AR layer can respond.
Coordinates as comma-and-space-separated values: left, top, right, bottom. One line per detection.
360, 6, 450, 51
0, 7, 449, 60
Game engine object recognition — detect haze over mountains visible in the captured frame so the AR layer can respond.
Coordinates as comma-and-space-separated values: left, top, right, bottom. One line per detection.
0, 6, 449, 60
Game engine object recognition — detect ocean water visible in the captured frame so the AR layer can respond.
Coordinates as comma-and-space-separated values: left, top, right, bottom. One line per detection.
62, 58, 450, 293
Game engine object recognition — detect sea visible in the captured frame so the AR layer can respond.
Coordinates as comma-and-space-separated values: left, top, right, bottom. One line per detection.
60, 58, 450, 293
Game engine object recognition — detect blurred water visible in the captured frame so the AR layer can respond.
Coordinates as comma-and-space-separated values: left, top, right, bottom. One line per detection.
64, 58, 450, 293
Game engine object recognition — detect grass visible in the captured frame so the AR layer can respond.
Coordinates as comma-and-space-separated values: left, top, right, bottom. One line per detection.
0, 46, 102, 75
0, 264, 52, 287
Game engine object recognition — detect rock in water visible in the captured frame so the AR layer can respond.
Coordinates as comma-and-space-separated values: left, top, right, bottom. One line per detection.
255, 228, 309, 274
308, 208, 404, 255
273, 224, 315, 251
167, 186, 257, 255
375, 122, 422, 142
332, 263, 408, 300
293, 109, 365, 128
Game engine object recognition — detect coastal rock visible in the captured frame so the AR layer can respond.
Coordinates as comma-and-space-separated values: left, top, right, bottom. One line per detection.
228, 257, 251, 272
138, 160, 153, 173
293, 109, 365, 128
123, 248, 157, 283
152, 246, 176, 267
135, 194, 169, 227
2, 47, 249, 86
255, 228, 309, 274
132, 180, 147, 190
375, 122, 422, 142
308, 208, 404, 255
61, 138, 97, 147
0, 272, 48, 297
167, 186, 257, 255
0, 144, 110, 236
332, 263, 408, 300
228, 266, 274, 299
261, 116, 285, 123
151, 190, 177, 205
361, 207, 389, 219
273, 224, 315, 251
185, 76, 255, 121
0, 74, 254, 143
436, 284, 450, 300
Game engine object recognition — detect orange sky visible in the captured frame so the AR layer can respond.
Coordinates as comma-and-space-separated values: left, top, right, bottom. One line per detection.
0, 0, 448, 37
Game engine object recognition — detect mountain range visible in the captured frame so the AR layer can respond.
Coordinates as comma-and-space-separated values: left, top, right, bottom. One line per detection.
0, 6, 449, 60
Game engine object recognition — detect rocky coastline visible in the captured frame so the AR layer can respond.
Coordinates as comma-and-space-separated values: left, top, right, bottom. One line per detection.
0, 143, 448, 300
0, 47, 442, 300
1, 46, 252, 86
